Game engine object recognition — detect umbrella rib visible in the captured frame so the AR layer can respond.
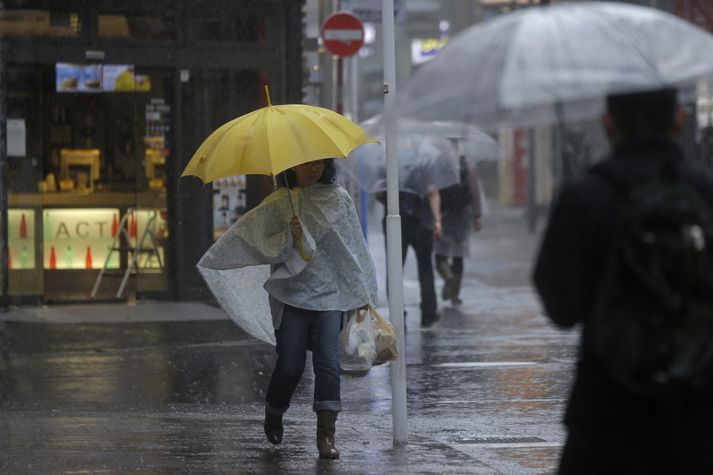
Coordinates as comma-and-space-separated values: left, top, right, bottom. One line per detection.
237, 109, 269, 175
599, 12, 661, 85
499, 13, 528, 114
291, 106, 366, 156
287, 109, 338, 155
274, 108, 351, 171
203, 109, 264, 178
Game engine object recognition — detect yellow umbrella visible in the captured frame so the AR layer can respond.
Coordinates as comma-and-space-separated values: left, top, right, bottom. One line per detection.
182, 86, 377, 260
181, 86, 378, 183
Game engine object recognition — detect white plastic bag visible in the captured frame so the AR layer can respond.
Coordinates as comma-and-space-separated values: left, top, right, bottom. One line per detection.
339, 308, 377, 372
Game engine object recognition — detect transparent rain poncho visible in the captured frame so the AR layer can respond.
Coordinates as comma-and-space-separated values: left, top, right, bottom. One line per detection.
197, 183, 378, 345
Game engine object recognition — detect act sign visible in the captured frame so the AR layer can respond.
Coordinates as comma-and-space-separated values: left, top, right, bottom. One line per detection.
321, 12, 364, 57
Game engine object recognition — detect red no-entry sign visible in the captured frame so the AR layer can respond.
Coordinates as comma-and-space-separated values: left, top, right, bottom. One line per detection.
321, 12, 364, 57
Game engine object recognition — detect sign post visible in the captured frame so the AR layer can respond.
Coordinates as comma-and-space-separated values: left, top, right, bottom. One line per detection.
322, 12, 365, 57
321, 12, 364, 114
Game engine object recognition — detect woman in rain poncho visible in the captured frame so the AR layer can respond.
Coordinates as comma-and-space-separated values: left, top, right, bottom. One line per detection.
197, 159, 377, 459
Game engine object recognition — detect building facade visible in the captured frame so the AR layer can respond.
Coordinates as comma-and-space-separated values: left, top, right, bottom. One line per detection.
0, 0, 305, 304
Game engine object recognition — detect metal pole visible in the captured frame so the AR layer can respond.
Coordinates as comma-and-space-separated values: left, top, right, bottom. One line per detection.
0, 45, 7, 305
352, 55, 367, 237
383, 0, 408, 445
336, 57, 344, 114
350, 55, 359, 123
359, 157, 368, 240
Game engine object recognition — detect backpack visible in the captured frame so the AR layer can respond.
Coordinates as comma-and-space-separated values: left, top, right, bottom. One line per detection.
440, 156, 473, 212
440, 183, 472, 212
591, 163, 713, 397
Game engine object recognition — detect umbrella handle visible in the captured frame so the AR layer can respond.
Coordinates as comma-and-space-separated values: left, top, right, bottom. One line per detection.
296, 238, 312, 262
284, 179, 311, 261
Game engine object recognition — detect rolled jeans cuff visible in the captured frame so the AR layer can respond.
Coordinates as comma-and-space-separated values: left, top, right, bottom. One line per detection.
313, 400, 341, 412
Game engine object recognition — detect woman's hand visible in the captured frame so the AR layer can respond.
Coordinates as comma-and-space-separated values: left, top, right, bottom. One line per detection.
289, 215, 302, 242
433, 219, 443, 241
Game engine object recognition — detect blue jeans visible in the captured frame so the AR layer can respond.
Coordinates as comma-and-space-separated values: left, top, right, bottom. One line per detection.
265, 305, 342, 414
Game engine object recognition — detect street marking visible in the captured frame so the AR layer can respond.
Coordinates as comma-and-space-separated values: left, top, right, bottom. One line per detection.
454, 441, 561, 449
432, 398, 566, 404
432, 361, 537, 368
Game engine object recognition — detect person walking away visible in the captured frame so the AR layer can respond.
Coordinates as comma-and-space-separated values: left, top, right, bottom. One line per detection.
198, 159, 378, 459
435, 139, 483, 306
533, 88, 713, 474
379, 185, 443, 328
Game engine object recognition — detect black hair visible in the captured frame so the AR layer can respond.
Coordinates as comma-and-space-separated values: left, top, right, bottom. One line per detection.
606, 88, 678, 141
276, 159, 337, 188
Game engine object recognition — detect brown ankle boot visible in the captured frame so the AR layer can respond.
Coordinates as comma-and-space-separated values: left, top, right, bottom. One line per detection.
316, 410, 340, 459
264, 408, 283, 445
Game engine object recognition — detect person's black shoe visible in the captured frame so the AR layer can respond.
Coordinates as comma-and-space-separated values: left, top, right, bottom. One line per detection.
264, 408, 283, 445
420, 312, 441, 328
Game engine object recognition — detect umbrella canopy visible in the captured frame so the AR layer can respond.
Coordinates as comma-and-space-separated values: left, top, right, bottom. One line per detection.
182, 87, 377, 183
392, 2, 713, 128
360, 116, 501, 162
339, 133, 459, 196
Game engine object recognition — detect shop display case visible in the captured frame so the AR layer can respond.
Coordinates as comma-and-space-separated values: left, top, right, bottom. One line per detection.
7, 209, 36, 270
7, 191, 167, 299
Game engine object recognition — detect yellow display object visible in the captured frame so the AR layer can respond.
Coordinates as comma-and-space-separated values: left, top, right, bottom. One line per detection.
60, 149, 100, 193
115, 69, 135, 91
145, 148, 166, 190
181, 86, 377, 184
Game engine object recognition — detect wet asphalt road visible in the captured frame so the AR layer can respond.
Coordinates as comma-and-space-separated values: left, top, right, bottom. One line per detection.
0, 207, 580, 474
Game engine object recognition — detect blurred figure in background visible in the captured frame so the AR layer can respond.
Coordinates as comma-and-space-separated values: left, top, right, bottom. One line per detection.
435, 137, 483, 306
534, 88, 713, 474
379, 185, 443, 328
371, 134, 456, 329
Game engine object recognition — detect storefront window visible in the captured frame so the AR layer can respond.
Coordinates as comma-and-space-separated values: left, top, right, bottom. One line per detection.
192, 14, 266, 43
4, 63, 171, 300
98, 14, 177, 41
0, 9, 80, 37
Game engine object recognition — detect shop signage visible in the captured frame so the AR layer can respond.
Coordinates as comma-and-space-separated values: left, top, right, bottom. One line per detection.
6, 119, 26, 157
39, 209, 166, 270
55, 63, 150, 93
43, 209, 120, 270
322, 12, 364, 57
411, 37, 449, 65
102, 65, 136, 92
339, 0, 407, 24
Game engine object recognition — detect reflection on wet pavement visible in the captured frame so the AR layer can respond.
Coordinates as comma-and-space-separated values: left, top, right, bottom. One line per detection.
0, 209, 578, 473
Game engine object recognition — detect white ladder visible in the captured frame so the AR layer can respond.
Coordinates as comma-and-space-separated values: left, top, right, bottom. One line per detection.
91, 209, 164, 299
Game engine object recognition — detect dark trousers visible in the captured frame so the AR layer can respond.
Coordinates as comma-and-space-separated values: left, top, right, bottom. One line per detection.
384, 216, 437, 321
435, 255, 464, 275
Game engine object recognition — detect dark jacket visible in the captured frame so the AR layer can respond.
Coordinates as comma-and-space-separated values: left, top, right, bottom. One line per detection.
533, 138, 713, 475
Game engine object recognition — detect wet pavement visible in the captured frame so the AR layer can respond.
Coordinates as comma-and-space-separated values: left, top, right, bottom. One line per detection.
0, 206, 579, 474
